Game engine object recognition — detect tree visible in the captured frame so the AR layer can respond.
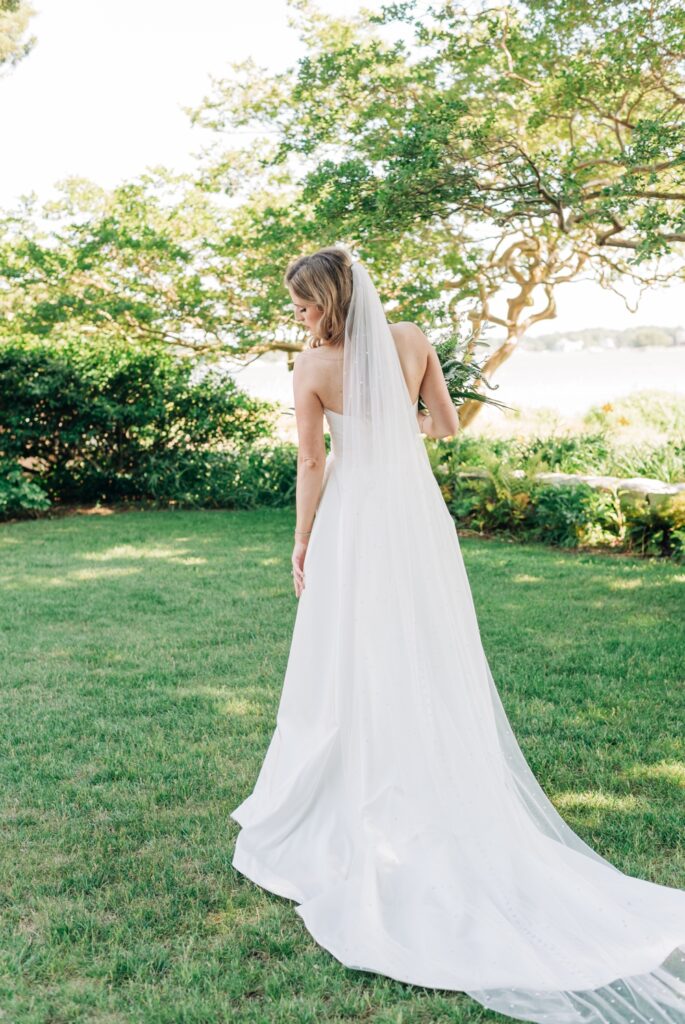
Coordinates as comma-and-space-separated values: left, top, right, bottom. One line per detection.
188, 0, 685, 423
0, 170, 325, 364
0, 172, 236, 355
0, 0, 36, 76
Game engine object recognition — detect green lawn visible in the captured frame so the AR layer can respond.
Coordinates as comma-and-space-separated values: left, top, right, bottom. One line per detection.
1, 509, 683, 1024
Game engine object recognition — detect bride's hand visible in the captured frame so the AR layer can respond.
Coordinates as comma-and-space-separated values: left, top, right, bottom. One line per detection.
291, 540, 308, 597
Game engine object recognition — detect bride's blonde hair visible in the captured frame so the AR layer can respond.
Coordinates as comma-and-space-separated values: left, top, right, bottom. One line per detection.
284, 245, 354, 348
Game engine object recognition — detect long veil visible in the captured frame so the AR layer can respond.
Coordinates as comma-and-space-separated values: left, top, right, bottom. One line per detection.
313, 257, 685, 1023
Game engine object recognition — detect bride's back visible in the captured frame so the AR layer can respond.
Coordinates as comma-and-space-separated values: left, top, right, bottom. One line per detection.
304, 322, 427, 415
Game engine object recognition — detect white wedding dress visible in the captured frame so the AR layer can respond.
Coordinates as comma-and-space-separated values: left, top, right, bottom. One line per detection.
231, 262, 685, 1023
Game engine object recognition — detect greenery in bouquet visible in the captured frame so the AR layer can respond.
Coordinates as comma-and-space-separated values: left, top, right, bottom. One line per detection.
422, 330, 512, 418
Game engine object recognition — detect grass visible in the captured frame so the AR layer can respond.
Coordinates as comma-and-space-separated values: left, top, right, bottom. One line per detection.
1, 508, 683, 1024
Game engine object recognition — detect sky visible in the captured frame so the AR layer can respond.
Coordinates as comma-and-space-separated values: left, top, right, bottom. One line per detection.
1, 0, 683, 335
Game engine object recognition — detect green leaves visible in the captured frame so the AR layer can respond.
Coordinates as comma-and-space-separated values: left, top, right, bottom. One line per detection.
429, 334, 510, 412
0, 339, 277, 508
182, 0, 685, 379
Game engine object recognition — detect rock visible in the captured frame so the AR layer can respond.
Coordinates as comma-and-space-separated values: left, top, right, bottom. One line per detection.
615, 478, 680, 508
647, 489, 681, 511
535, 472, 588, 487
578, 475, 624, 491
616, 477, 678, 496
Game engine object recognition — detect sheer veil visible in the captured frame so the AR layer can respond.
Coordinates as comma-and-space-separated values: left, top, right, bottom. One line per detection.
317, 255, 685, 1023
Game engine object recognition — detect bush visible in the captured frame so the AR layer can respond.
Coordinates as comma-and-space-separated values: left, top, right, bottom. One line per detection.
0, 460, 51, 518
623, 494, 685, 560
0, 338, 278, 508
446, 465, 535, 536
136, 443, 298, 509
530, 483, 622, 549
610, 441, 685, 484
428, 429, 685, 483
444, 468, 629, 551
520, 434, 613, 475
427, 434, 511, 477
445, 465, 685, 559
584, 390, 685, 436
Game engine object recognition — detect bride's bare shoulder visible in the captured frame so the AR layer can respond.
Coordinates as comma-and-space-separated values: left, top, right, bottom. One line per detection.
388, 321, 430, 352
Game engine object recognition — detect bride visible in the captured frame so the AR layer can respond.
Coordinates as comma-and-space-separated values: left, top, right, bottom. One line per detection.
230, 245, 685, 1024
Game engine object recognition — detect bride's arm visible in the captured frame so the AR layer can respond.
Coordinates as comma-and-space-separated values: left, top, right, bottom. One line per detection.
412, 326, 460, 439
292, 353, 327, 537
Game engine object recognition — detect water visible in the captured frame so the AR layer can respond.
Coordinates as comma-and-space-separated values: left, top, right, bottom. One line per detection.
228, 347, 685, 441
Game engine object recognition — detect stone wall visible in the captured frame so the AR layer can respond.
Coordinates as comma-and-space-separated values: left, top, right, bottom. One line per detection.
457, 469, 685, 509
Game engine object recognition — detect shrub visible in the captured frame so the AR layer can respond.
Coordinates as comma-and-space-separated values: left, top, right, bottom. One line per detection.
0, 460, 51, 519
428, 430, 685, 483
427, 434, 512, 475
530, 483, 623, 549
623, 494, 685, 560
447, 465, 535, 536
0, 338, 278, 506
584, 390, 685, 436
137, 443, 298, 509
520, 434, 613, 475
610, 442, 685, 484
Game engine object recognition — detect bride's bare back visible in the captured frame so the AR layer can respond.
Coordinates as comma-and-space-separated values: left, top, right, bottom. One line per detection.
294, 321, 457, 432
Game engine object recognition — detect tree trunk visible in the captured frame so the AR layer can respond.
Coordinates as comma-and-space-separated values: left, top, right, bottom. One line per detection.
458, 334, 520, 428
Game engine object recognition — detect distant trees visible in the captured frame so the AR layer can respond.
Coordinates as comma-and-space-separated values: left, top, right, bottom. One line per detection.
516, 325, 685, 351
